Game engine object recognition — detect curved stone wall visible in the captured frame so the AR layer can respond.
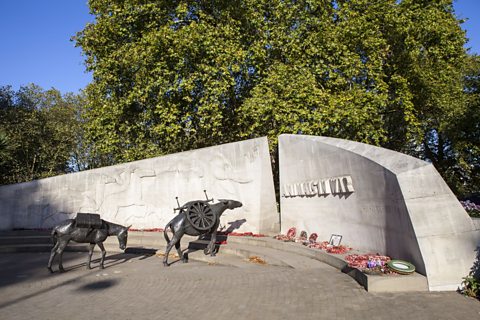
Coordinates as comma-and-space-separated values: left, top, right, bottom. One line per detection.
279, 134, 478, 291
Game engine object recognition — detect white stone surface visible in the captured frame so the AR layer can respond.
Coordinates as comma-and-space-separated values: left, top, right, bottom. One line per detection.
279, 134, 478, 291
0, 137, 278, 235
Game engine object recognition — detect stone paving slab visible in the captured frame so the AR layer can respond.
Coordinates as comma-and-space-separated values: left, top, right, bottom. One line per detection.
0, 252, 479, 320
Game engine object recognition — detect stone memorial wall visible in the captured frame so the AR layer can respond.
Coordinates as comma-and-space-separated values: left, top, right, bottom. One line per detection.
1, 133, 477, 292
0, 137, 278, 235
279, 134, 478, 291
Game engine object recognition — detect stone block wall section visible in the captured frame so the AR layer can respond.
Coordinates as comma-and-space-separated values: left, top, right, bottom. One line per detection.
279, 134, 478, 291
0, 137, 279, 235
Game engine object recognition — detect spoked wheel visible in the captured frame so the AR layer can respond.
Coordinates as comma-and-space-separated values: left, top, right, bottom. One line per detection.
186, 201, 216, 231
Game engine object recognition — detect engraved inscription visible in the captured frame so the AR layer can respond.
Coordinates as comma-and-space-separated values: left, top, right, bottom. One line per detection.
283, 175, 354, 198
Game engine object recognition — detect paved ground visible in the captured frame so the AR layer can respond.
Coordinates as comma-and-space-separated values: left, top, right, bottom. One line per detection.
1, 252, 479, 320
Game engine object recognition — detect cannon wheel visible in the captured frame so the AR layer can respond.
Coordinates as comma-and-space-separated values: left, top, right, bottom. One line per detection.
186, 202, 216, 231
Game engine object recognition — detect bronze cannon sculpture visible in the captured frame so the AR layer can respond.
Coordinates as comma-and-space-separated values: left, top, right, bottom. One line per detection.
163, 192, 242, 266
47, 213, 130, 273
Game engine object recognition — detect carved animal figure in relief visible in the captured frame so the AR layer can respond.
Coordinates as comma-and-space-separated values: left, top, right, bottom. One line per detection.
47, 217, 130, 273
163, 199, 242, 266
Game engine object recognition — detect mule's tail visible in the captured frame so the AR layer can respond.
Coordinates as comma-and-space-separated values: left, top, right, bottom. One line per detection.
50, 227, 58, 246
163, 222, 171, 244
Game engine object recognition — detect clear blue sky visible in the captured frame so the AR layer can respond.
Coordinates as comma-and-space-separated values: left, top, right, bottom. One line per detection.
0, 0, 479, 94
454, 0, 480, 55
0, 1, 93, 94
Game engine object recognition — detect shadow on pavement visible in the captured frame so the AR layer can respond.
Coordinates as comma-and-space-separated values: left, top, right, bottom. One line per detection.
53, 250, 156, 272
76, 279, 119, 291
0, 252, 80, 288
0, 251, 155, 310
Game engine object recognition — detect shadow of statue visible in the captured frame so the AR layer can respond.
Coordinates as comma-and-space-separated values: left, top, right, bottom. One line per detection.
198, 218, 247, 243
183, 220, 247, 259
223, 219, 247, 234
60, 249, 156, 272
168, 218, 247, 264
76, 279, 119, 291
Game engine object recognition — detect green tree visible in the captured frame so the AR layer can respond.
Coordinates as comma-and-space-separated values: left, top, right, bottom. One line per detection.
432, 54, 480, 196
75, 0, 476, 195
0, 130, 15, 166
0, 87, 16, 166
0, 85, 84, 184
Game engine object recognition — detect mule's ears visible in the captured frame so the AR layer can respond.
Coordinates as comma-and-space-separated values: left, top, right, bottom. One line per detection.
127, 225, 132, 230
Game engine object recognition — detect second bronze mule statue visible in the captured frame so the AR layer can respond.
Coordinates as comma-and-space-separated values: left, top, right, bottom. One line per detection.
163, 198, 242, 266
47, 213, 130, 273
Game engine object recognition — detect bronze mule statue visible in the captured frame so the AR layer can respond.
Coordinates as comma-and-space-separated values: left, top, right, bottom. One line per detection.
163, 198, 242, 266
47, 214, 130, 273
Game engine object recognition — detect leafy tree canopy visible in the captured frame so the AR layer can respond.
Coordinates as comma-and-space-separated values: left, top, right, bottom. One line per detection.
0, 85, 85, 184
75, 0, 478, 196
